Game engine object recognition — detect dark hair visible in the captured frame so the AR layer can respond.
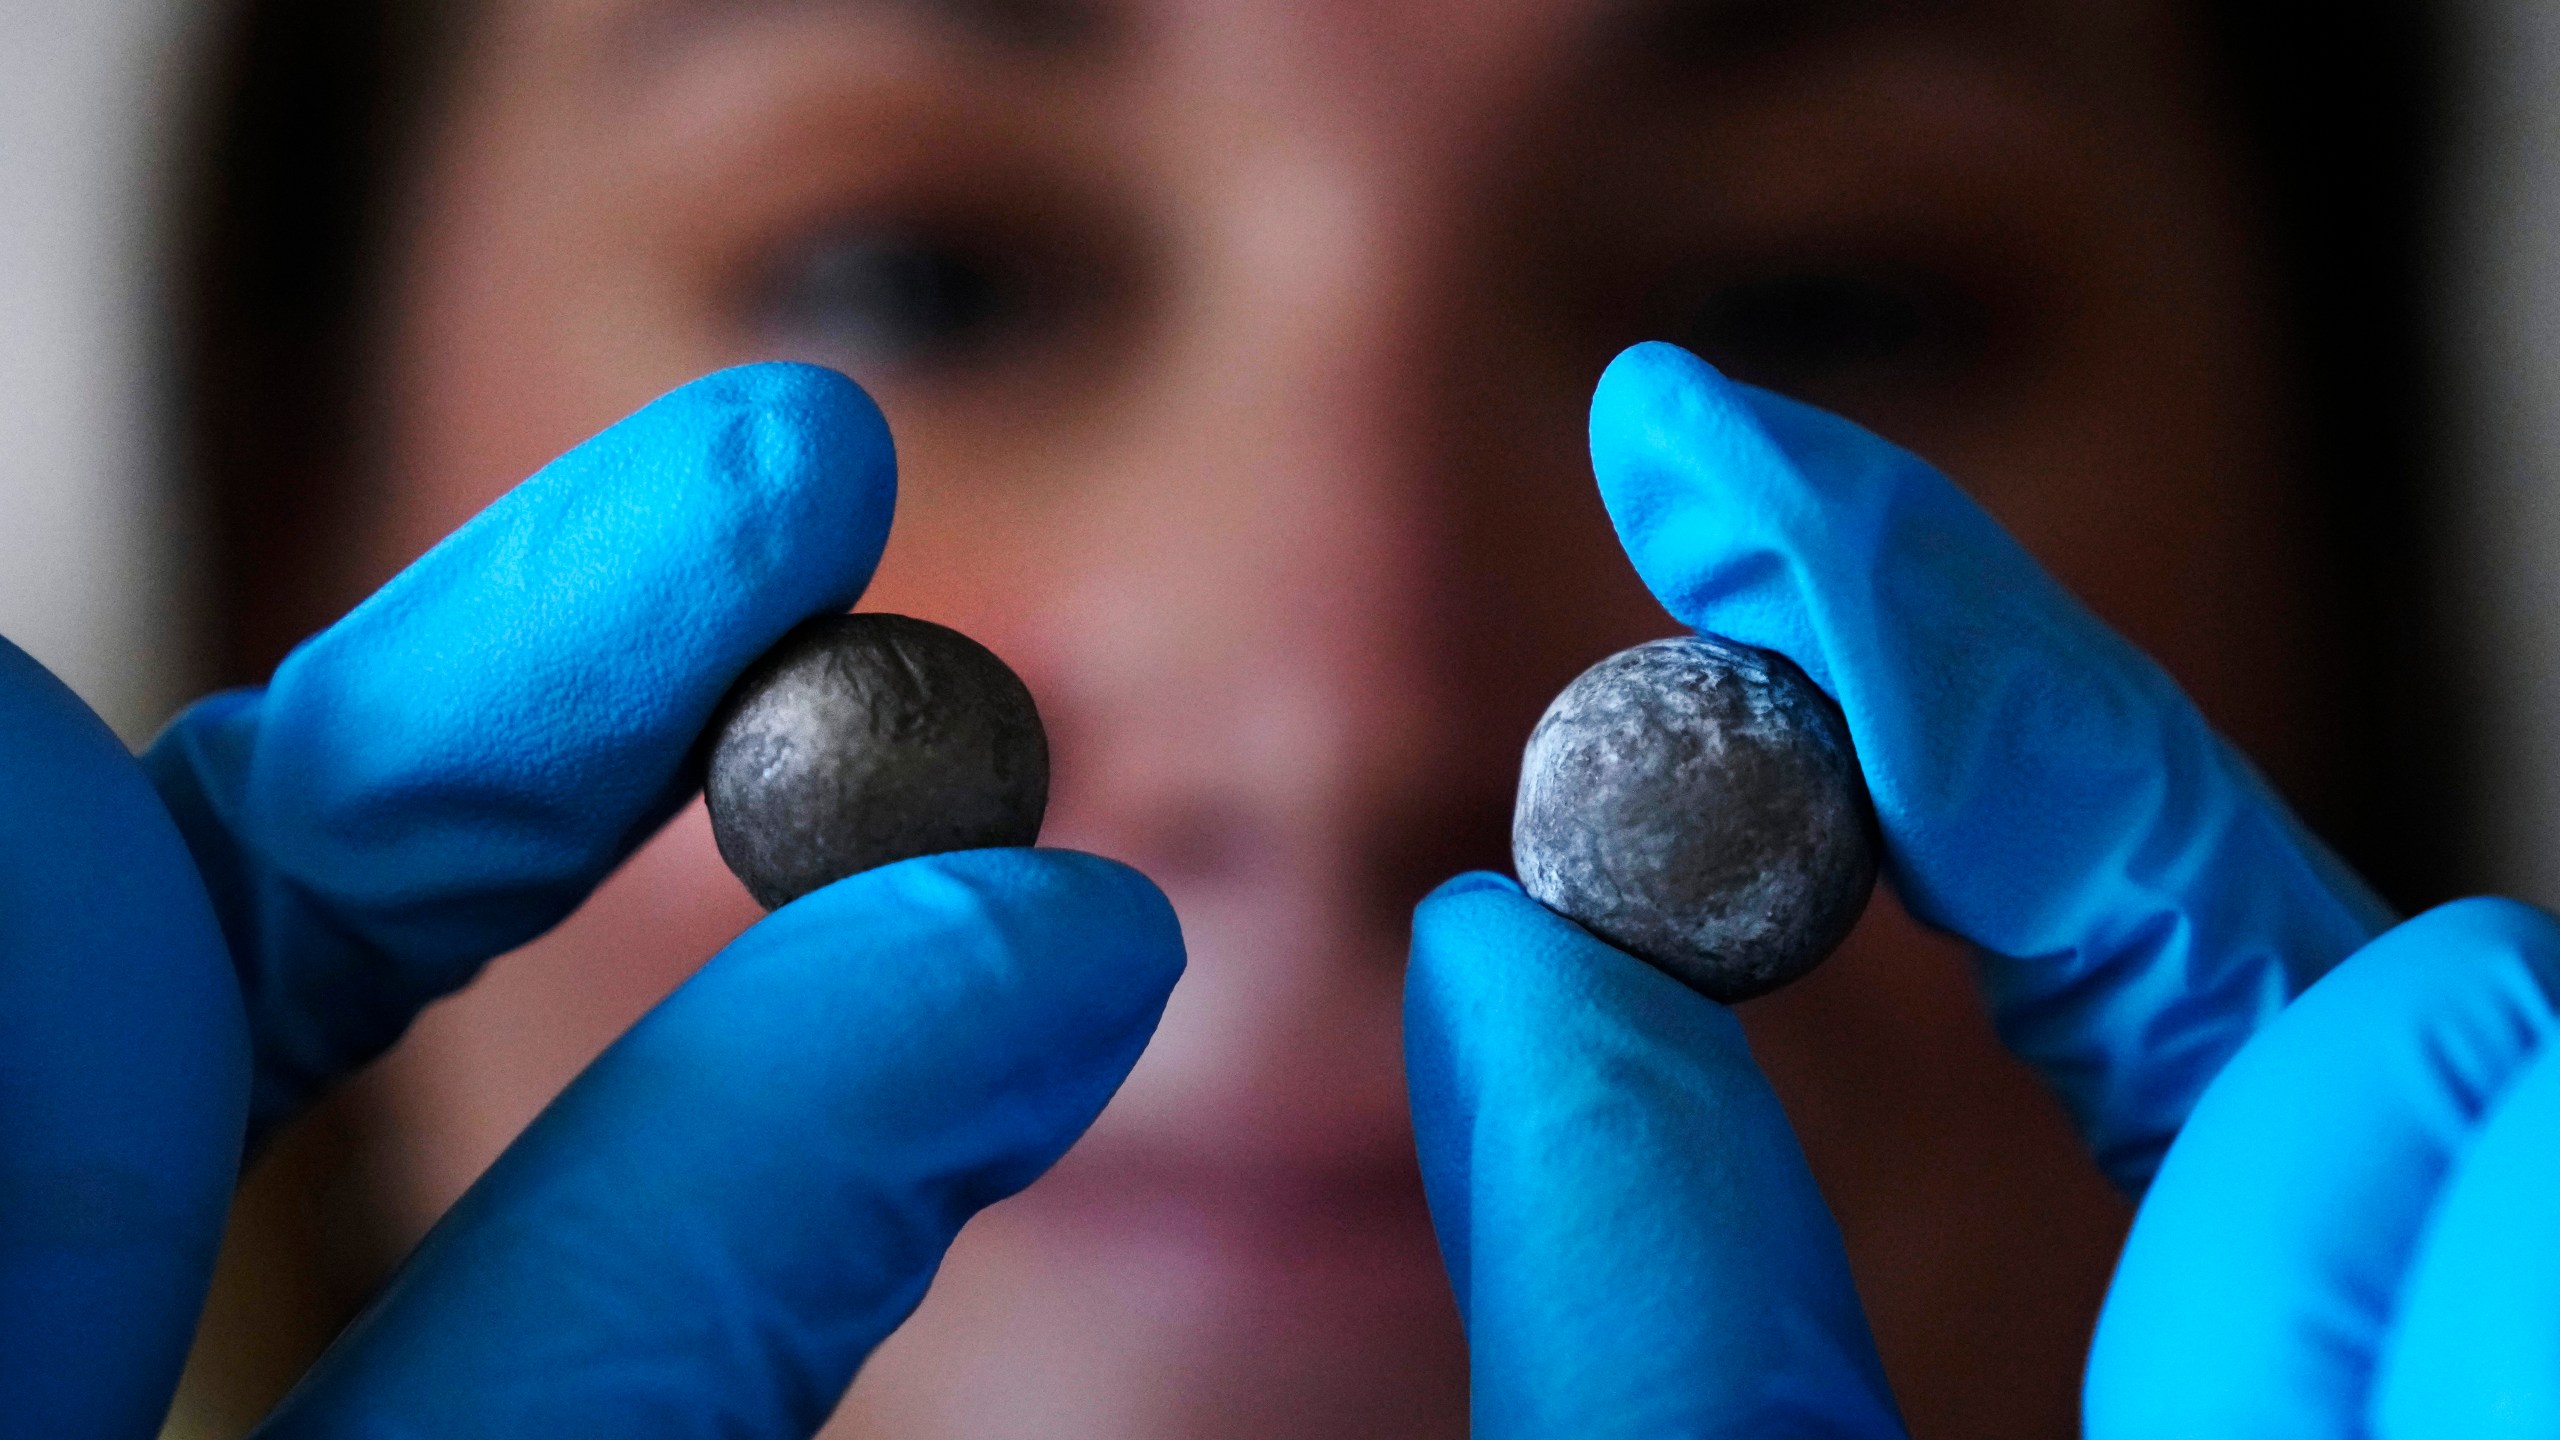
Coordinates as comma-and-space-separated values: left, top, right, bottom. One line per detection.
2195, 1, 2461, 907
169, 0, 461, 690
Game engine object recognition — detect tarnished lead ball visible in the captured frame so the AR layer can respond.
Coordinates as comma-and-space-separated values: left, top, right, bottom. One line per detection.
1513, 635, 1879, 1003
706, 613, 1049, 910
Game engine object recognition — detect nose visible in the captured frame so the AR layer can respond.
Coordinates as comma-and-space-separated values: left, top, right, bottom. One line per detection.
1022, 169, 1528, 1151
1059, 187, 1514, 909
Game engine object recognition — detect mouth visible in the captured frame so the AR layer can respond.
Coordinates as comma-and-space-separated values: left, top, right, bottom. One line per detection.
1015, 1140, 1453, 1325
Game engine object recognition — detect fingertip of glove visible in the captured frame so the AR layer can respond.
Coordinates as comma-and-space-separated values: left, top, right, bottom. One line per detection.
1595, 342, 1723, 458
775, 846, 1186, 1017
966, 846, 1189, 996
2294, 896, 2560, 1032
1410, 872, 1564, 956
660, 362, 894, 541
1408, 869, 1674, 1017
673, 360, 882, 436
699, 362, 891, 472
1598, 339, 1728, 396
2387, 894, 2560, 958
1419, 869, 1525, 907
1585, 344, 1811, 623
418, 361, 901, 681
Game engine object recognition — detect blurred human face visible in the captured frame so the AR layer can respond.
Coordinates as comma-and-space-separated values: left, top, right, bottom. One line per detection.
353, 0, 2309, 1435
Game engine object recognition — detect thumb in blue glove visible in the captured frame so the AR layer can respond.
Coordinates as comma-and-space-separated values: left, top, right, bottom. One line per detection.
257, 848, 1182, 1438
1409, 873, 1903, 1440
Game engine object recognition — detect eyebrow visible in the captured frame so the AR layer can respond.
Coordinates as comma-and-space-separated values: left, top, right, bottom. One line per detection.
1606, 0, 1928, 68
623, 0, 1114, 61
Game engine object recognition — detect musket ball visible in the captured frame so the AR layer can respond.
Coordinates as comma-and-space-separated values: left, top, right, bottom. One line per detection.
1513, 635, 1878, 1002
707, 613, 1048, 910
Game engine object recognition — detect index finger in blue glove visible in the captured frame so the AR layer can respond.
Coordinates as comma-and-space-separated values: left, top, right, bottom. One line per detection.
253, 848, 1183, 1439
141, 363, 894, 1142
1589, 342, 2391, 1187
0, 639, 249, 1439
2082, 897, 2560, 1440
1407, 873, 1906, 1440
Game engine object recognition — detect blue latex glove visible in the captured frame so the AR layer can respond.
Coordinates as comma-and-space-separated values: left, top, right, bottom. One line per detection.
2, 363, 1185, 1438
1406, 342, 2396, 1435
2087, 895, 2560, 1439
0, 641, 245, 1439
1408, 874, 1904, 1438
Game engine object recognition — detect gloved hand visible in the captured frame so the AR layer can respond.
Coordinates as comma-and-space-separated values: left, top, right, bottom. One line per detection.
1405, 342, 2398, 1436
2088, 894, 2560, 1440
0, 363, 1184, 1439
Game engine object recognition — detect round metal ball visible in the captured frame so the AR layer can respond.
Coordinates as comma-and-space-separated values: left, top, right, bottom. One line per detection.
1512, 634, 1879, 1003
706, 613, 1049, 910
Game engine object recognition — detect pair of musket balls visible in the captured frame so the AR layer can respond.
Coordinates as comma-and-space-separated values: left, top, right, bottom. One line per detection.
704, 613, 1874, 1006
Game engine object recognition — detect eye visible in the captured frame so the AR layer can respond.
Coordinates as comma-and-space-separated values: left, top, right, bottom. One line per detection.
753, 228, 1015, 372
1679, 269, 1986, 397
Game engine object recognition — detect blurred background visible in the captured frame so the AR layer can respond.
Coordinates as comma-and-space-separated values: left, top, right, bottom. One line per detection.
8, 0, 2557, 1436
0, 0, 192, 742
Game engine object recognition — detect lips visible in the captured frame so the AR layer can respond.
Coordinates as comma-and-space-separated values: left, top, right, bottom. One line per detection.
1018, 1135, 1453, 1325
